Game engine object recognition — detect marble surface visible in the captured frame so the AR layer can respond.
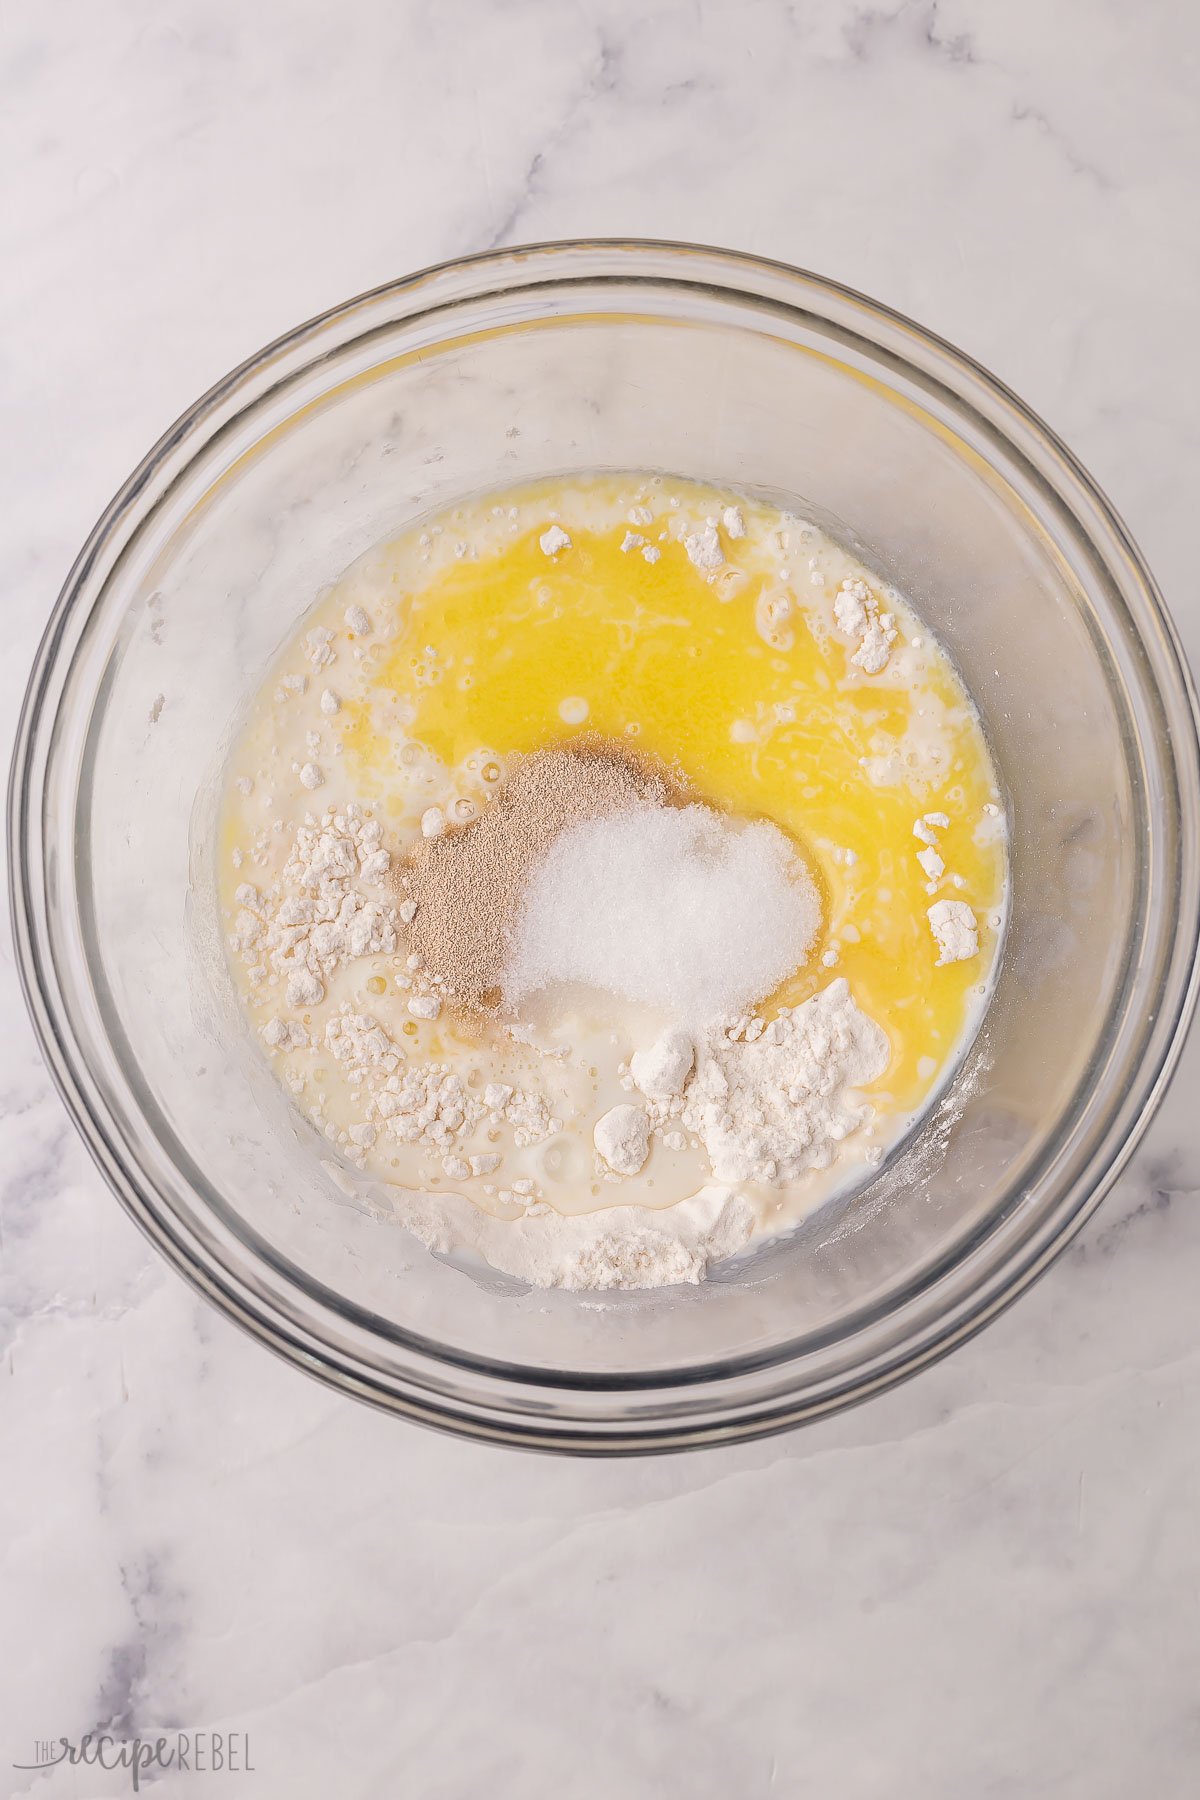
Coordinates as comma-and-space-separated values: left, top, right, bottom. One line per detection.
3, 1, 1199, 1793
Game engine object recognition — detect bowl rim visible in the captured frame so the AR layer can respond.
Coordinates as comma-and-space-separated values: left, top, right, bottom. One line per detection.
9, 237, 1200, 1453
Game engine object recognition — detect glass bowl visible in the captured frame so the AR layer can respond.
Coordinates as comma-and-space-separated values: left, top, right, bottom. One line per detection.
9, 241, 1200, 1453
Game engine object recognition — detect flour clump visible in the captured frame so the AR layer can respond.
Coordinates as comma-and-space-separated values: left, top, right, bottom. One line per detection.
630, 1028, 694, 1102
681, 979, 890, 1184
594, 1104, 651, 1176
230, 805, 396, 1007
833, 577, 898, 674
927, 899, 979, 964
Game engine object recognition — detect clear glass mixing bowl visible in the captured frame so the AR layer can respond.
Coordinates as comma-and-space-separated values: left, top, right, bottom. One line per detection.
10, 242, 1200, 1452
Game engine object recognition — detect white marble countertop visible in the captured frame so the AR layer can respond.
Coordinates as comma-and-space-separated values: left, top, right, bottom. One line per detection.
3, 2, 1199, 1794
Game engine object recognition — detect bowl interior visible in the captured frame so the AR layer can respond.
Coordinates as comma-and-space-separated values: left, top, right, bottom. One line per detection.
23, 248, 1195, 1438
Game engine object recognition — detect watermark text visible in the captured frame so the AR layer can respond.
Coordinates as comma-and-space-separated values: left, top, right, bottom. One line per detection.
14, 1732, 255, 1790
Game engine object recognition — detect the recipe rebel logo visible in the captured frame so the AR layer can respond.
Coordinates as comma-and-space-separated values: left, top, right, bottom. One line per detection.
12, 1730, 255, 1789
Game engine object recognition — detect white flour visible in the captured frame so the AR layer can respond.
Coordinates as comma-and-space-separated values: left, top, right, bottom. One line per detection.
325, 1003, 556, 1169
927, 900, 980, 965
385, 978, 888, 1289
593, 1103, 652, 1176
236, 806, 889, 1286
678, 980, 890, 1183
391, 1180, 757, 1291
833, 577, 899, 674
230, 805, 396, 1012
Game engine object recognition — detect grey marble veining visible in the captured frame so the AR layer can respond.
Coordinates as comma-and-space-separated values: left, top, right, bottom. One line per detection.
2, 1, 1199, 1794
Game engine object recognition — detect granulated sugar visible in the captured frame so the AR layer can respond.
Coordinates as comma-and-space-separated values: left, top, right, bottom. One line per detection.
503, 803, 820, 1025
399, 744, 667, 1008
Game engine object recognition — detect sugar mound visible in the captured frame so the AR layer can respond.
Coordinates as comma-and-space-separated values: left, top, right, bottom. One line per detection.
503, 803, 819, 1025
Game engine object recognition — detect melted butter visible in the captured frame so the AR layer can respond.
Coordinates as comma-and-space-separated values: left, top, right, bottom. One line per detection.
339, 479, 1005, 1111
